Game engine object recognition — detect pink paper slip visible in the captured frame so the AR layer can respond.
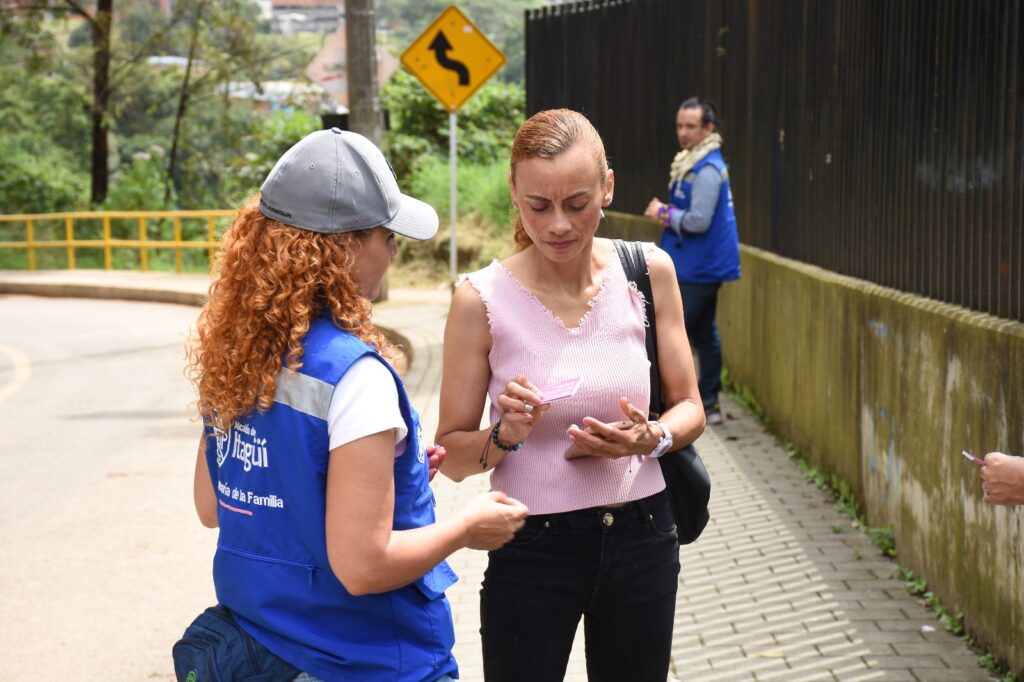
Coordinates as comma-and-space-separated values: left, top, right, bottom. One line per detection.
536, 378, 582, 405
961, 450, 984, 466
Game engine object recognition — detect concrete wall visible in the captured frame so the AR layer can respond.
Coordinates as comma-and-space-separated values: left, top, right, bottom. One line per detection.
600, 210, 1024, 672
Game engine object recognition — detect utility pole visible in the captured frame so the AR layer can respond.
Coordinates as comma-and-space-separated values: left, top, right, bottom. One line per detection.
344, 0, 381, 146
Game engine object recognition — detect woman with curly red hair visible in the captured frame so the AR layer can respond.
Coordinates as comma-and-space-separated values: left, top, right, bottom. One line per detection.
178, 128, 528, 682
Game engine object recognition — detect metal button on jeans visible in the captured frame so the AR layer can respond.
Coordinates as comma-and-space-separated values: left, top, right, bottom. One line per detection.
602, 512, 614, 527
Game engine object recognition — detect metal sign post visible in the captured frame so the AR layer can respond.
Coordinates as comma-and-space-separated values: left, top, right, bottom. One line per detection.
449, 112, 458, 283
400, 5, 506, 285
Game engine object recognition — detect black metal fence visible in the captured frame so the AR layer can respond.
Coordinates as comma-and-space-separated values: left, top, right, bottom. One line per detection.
526, 0, 1023, 322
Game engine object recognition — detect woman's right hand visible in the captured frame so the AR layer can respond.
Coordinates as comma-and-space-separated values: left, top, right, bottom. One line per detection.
980, 452, 1024, 506
458, 491, 529, 550
495, 374, 550, 445
644, 197, 665, 221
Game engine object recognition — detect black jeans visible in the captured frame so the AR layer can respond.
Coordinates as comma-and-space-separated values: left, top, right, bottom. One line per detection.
680, 281, 723, 409
480, 490, 680, 682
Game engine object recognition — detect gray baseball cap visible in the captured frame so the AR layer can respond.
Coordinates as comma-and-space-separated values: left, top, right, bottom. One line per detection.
258, 127, 439, 240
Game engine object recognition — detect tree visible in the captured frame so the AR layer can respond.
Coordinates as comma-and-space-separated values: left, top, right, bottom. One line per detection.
158, 0, 308, 198
0, 8, 90, 211
166, 0, 207, 201
0, 3, 320, 212
10, 0, 120, 204
66, 0, 112, 204
2, 0, 197, 204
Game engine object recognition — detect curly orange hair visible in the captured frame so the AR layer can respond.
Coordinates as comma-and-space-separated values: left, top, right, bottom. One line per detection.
187, 198, 394, 430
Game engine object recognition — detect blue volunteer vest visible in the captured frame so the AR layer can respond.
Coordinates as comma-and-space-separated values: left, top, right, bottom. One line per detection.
659, 149, 741, 284
205, 317, 459, 681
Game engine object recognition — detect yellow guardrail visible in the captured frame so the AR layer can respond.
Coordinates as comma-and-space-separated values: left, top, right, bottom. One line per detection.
0, 210, 236, 272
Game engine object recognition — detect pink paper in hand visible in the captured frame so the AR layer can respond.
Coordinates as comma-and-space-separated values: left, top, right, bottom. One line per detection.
535, 378, 582, 405
961, 450, 985, 466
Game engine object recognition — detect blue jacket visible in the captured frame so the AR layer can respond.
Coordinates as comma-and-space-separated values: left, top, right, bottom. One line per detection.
205, 317, 459, 681
660, 149, 741, 284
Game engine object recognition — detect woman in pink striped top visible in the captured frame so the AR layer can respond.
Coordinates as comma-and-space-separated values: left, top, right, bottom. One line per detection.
436, 109, 706, 681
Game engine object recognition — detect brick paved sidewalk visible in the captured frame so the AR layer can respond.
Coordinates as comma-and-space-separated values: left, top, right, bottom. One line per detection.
676, 412, 993, 681
377, 290, 994, 682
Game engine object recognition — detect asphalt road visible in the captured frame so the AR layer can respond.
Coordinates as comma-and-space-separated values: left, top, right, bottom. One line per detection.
0, 294, 214, 680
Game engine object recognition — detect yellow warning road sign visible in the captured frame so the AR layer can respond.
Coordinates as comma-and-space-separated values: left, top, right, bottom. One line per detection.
400, 5, 506, 113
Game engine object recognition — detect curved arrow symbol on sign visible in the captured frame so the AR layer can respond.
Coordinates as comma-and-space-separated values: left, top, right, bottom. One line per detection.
429, 30, 469, 86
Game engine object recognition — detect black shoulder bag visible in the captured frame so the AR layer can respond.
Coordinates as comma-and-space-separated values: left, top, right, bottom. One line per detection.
613, 239, 711, 545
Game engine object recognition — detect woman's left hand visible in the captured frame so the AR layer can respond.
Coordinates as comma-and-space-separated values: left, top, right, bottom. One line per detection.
566, 397, 661, 459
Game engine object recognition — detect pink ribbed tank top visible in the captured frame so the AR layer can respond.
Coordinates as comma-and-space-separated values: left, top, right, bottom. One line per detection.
461, 247, 666, 514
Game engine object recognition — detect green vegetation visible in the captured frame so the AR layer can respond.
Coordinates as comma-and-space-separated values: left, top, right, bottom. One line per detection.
0, 2, 321, 212
898, 564, 1018, 681
380, 69, 526, 284
0, 4, 530, 281
382, 69, 524, 180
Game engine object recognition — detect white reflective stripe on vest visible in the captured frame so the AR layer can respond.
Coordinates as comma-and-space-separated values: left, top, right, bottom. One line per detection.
273, 369, 334, 420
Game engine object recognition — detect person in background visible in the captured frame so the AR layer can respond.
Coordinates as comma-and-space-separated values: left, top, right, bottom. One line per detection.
979, 452, 1024, 505
645, 97, 741, 425
437, 109, 705, 682
183, 128, 527, 682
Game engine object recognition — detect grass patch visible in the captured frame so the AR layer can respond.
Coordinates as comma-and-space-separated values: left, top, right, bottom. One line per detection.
390, 212, 516, 289
408, 155, 512, 235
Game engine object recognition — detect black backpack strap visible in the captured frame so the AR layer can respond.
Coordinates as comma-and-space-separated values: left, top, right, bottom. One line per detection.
612, 239, 662, 417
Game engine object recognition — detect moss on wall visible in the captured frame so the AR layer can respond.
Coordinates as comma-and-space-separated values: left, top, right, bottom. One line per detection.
721, 245, 1024, 672
600, 210, 1024, 672
596, 210, 664, 242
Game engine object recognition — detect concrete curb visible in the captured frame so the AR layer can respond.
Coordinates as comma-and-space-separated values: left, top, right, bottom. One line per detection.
0, 270, 210, 307
0, 270, 439, 377
0, 278, 208, 307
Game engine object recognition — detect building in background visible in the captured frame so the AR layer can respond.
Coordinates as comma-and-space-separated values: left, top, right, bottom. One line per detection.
219, 80, 337, 115
305, 24, 397, 109
251, 0, 272, 21
271, 0, 341, 35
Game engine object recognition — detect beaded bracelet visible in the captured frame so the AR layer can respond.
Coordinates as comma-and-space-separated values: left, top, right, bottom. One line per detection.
490, 421, 524, 452
657, 204, 671, 226
479, 421, 523, 470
